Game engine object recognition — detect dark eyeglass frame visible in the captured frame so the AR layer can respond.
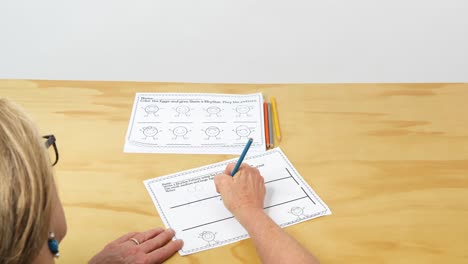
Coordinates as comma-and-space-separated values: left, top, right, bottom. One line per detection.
43, 134, 59, 166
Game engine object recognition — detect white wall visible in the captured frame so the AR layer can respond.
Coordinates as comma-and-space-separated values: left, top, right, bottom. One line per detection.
1, 0, 467, 83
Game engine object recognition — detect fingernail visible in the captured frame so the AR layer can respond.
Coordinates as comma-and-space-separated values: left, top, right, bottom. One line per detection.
167, 228, 175, 235
176, 239, 184, 246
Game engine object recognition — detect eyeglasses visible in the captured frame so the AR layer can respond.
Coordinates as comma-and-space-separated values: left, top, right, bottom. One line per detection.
43, 134, 59, 166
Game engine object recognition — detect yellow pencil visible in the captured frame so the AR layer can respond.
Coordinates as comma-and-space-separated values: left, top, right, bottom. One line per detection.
270, 96, 281, 141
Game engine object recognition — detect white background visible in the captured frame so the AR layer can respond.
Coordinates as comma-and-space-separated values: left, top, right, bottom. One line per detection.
1, 0, 467, 83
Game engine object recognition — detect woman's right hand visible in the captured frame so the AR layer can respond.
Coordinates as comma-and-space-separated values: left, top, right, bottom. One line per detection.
214, 163, 320, 264
214, 163, 266, 222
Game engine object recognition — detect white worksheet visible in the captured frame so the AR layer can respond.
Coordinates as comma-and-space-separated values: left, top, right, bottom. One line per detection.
144, 148, 331, 255
124, 93, 266, 154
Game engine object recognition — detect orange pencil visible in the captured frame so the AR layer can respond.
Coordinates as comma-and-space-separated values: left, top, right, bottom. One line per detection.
263, 102, 270, 149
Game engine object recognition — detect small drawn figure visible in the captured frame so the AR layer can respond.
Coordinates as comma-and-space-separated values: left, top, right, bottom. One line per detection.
170, 126, 191, 139
173, 105, 193, 117
142, 104, 160, 117
205, 106, 223, 117
140, 126, 160, 140
199, 231, 219, 246
233, 125, 253, 140
203, 126, 223, 140
288, 206, 307, 221
234, 105, 253, 117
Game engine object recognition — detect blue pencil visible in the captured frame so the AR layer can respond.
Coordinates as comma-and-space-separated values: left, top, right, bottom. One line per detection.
231, 138, 254, 176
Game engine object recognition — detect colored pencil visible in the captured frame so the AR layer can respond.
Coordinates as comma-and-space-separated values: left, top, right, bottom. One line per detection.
267, 102, 274, 148
270, 96, 281, 141
263, 102, 270, 149
230, 138, 254, 176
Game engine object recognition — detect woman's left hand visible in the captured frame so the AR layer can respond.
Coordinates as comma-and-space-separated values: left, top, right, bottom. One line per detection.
88, 227, 183, 264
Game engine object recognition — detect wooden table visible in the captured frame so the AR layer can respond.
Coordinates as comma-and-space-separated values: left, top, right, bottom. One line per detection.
1, 80, 467, 263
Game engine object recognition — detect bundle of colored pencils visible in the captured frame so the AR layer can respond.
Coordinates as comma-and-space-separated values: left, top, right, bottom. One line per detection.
263, 97, 281, 149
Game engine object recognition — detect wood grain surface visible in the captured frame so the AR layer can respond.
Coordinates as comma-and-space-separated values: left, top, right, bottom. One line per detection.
1, 80, 467, 263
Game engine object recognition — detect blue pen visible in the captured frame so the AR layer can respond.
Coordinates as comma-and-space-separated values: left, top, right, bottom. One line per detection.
231, 138, 254, 176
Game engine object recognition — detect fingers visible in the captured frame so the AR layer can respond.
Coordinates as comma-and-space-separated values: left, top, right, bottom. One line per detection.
220, 163, 263, 187
128, 228, 165, 246
112, 231, 139, 245
224, 163, 237, 175
148, 239, 183, 263
224, 162, 250, 176
214, 173, 232, 194
91, 227, 182, 264
140, 228, 178, 253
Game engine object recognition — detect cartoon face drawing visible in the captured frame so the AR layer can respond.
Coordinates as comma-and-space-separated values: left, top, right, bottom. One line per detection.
198, 231, 219, 246
235, 125, 251, 137
207, 106, 221, 114
142, 126, 158, 136
199, 231, 216, 242
236, 105, 251, 114
288, 206, 307, 220
176, 105, 190, 114
140, 126, 160, 140
143, 104, 160, 117
205, 126, 221, 137
145, 105, 159, 113
174, 105, 193, 117
290, 207, 304, 216
173, 126, 188, 136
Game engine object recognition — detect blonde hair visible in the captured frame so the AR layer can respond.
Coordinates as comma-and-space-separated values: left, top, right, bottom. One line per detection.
0, 98, 54, 264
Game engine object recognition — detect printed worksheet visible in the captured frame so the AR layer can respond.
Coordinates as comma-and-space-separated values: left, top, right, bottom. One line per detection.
124, 93, 266, 154
144, 148, 331, 255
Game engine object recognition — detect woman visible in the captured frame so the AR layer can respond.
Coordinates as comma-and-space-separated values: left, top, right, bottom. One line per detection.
0, 99, 67, 263
0, 98, 319, 263
0, 99, 182, 263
